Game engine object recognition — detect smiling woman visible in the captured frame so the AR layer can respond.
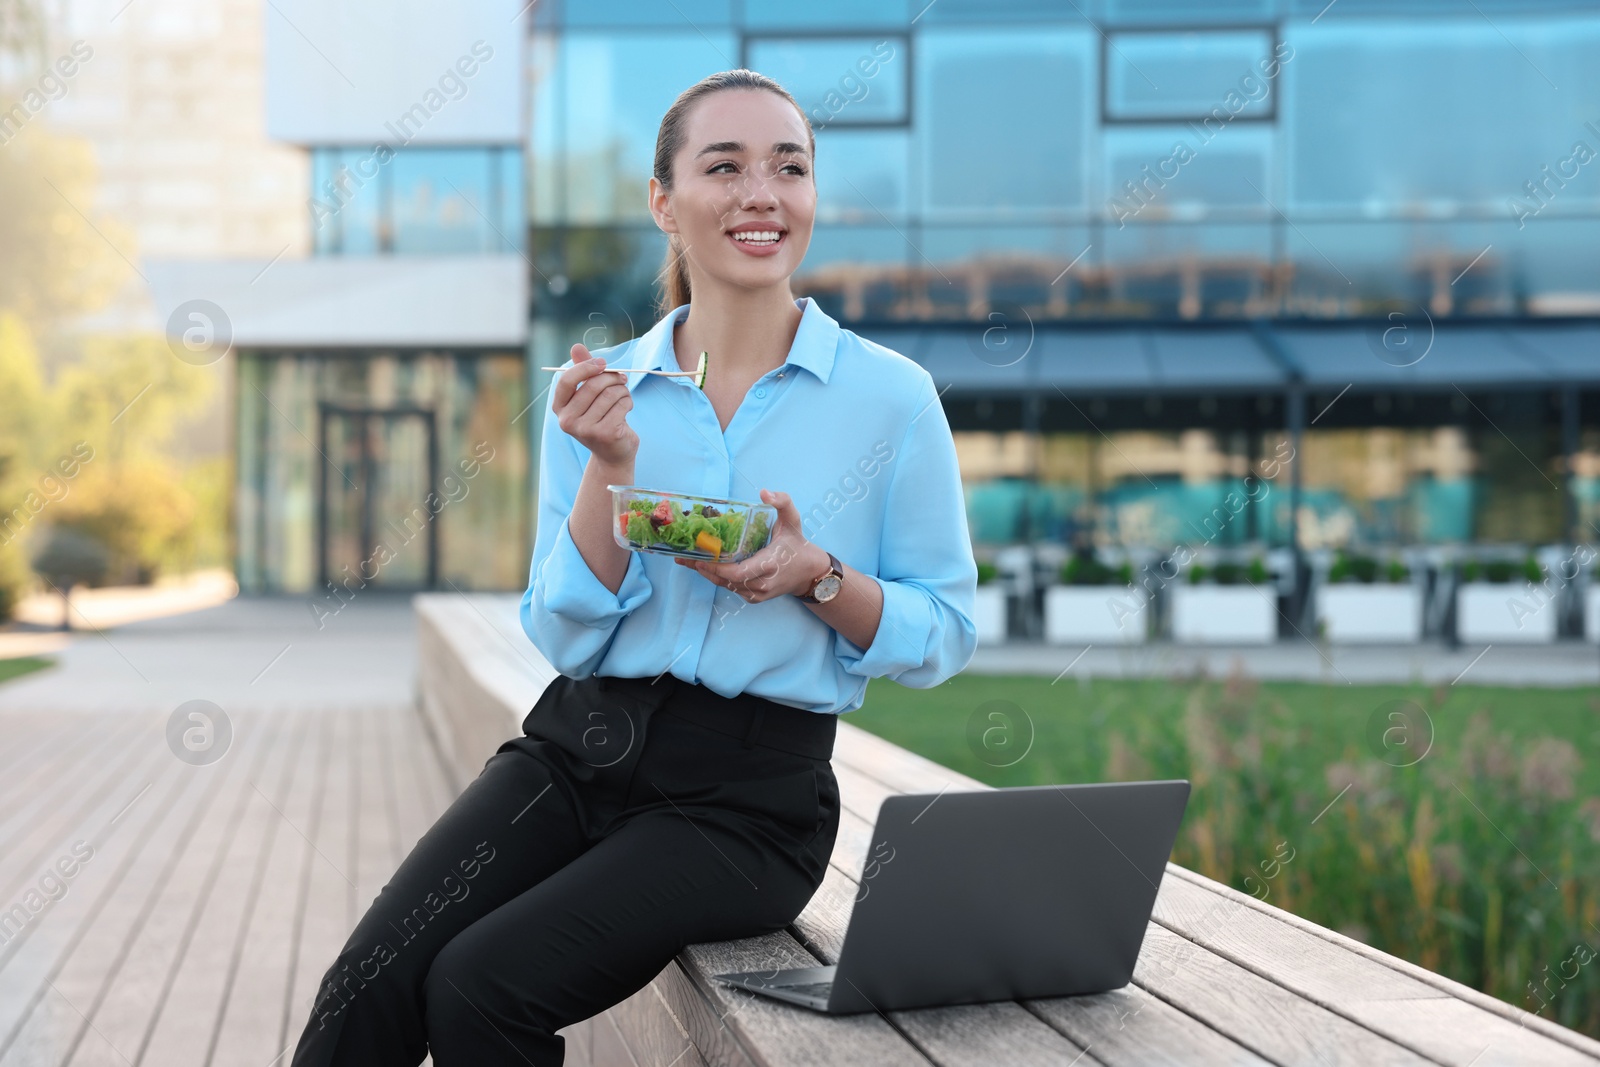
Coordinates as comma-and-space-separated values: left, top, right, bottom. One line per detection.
291, 68, 977, 1067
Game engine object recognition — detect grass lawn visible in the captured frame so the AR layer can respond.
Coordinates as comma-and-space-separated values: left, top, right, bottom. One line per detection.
852, 672, 1600, 1038
0, 657, 51, 686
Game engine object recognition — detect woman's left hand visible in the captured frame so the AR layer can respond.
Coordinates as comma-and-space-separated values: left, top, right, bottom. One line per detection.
674, 488, 828, 603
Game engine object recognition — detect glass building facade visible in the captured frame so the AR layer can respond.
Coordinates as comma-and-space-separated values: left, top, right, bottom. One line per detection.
523, 0, 1600, 554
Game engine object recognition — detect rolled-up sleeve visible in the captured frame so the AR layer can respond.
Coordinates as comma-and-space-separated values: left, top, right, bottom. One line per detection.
519, 380, 653, 677
834, 372, 978, 687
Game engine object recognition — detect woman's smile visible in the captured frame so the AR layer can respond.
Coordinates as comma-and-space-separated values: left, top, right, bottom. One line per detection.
726, 223, 788, 256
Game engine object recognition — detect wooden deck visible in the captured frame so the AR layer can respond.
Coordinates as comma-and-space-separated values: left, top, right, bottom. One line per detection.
0, 704, 456, 1067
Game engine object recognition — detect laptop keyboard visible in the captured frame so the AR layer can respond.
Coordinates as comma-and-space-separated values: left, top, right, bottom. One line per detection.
775, 980, 833, 999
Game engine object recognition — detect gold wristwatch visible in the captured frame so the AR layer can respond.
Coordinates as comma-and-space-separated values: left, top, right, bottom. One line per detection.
798, 551, 844, 603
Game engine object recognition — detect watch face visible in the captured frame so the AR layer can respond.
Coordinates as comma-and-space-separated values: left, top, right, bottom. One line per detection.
814, 575, 842, 602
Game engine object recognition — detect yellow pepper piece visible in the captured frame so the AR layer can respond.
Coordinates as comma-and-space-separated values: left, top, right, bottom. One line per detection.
694, 530, 722, 558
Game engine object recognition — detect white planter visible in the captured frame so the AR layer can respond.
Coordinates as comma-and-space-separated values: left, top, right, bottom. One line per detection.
1317, 585, 1423, 643
1456, 583, 1557, 643
1171, 586, 1276, 644
974, 584, 1007, 645
1044, 586, 1147, 644
1587, 586, 1600, 642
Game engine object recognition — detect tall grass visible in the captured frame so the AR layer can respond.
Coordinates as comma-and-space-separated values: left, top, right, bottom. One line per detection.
853, 671, 1600, 1038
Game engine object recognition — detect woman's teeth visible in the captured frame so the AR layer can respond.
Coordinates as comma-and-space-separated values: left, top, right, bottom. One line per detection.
731, 231, 782, 244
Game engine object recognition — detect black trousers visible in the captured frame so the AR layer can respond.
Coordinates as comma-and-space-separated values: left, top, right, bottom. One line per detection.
289, 672, 840, 1066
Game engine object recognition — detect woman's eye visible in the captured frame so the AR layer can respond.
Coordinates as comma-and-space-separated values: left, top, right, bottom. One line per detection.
782, 163, 808, 176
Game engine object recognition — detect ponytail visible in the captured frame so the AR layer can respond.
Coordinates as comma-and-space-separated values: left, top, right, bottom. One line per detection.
659, 233, 692, 314
652, 69, 813, 319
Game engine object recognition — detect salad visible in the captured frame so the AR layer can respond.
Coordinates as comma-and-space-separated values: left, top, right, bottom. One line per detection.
615, 496, 772, 561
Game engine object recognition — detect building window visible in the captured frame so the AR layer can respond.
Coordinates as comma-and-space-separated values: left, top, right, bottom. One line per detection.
310, 145, 523, 255
1102, 28, 1281, 124
743, 36, 910, 130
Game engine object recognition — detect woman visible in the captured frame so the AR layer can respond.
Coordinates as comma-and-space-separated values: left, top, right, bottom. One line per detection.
291, 69, 977, 1066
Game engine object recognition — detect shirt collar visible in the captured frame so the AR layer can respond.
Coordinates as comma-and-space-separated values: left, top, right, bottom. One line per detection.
629, 296, 840, 390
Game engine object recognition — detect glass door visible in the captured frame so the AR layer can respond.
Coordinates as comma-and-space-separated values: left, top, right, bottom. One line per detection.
319, 407, 439, 590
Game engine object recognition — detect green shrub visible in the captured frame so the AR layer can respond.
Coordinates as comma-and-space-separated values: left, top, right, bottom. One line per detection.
1330, 551, 1408, 584
976, 561, 998, 585
1465, 556, 1544, 585
1060, 554, 1135, 586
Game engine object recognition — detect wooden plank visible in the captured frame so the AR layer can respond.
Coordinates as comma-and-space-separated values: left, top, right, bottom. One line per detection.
63, 715, 285, 1067
594, 1008, 643, 1067
0, 713, 173, 1028
558, 1015, 594, 1067
11, 713, 244, 1067
1152, 872, 1600, 1066
1165, 864, 1600, 1062
651, 960, 760, 1067
0, 716, 219, 1067
277, 709, 338, 1050
207, 710, 321, 1067
1133, 925, 1434, 1066
282, 709, 359, 1040
0, 714, 95, 838
669, 931, 936, 1067
136, 708, 299, 1064
831, 724, 987, 797
351, 707, 398, 934
0, 716, 155, 917
607, 975, 711, 1067
1024, 986, 1272, 1067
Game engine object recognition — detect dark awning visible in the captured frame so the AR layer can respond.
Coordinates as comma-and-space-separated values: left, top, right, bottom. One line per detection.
852, 319, 1600, 396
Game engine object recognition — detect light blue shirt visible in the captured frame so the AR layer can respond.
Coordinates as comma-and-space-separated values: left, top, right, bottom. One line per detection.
520, 296, 978, 714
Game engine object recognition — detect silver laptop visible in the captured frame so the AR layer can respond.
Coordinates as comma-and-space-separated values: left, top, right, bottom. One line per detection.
712, 779, 1190, 1014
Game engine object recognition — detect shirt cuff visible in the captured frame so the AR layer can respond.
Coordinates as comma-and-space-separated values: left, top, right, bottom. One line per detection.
834, 573, 934, 679
539, 515, 652, 626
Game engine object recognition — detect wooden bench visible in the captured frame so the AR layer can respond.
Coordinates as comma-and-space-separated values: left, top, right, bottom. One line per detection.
417, 594, 1600, 1067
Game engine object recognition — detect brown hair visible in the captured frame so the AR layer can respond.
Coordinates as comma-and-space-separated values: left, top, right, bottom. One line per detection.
652, 69, 815, 317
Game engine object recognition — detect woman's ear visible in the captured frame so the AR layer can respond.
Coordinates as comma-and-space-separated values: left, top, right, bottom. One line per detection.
648, 176, 679, 236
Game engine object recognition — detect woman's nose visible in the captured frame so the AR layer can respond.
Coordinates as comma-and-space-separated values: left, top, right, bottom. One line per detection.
736, 165, 782, 207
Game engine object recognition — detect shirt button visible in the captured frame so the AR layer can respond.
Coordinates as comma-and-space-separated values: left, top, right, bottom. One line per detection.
755, 388, 766, 398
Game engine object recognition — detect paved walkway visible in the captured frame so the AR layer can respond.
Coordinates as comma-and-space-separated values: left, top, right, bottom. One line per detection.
967, 638, 1600, 687
0, 594, 420, 716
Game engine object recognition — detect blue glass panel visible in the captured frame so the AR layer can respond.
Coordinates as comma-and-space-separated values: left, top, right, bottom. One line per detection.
1106, 30, 1277, 122
494, 147, 526, 252
1284, 19, 1600, 212
391, 147, 494, 254
745, 37, 907, 127
1102, 126, 1273, 216
814, 129, 909, 221
1107, 0, 1276, 22
919, 0, 1091, 23
919, 28, 1094, 214
1290, 0, 1600, 15
744, 0, 909, 28
560, 31, 740, 224
311, 146, 385, 255
562, 0, 733, 27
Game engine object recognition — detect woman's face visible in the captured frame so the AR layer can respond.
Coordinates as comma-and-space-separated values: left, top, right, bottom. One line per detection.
650, 88, 815, 296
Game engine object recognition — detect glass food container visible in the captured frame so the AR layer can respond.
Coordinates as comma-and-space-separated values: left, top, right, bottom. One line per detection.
607, 485, 777, 563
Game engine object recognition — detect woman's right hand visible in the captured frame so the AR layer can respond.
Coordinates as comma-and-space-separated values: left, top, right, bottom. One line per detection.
554, 342, 638, 467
